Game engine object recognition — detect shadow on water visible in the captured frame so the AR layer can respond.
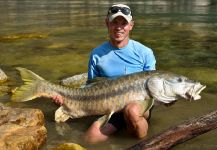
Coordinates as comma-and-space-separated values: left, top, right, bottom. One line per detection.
0, 0, 216, 149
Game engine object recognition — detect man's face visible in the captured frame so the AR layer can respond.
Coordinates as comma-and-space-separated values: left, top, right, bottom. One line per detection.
106, 16, 134, 43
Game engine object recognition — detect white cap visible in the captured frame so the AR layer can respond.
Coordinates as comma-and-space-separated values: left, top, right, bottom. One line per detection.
107, 4, 132, 23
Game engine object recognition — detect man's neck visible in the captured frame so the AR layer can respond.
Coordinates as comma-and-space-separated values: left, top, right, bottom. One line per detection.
110, 38, 129, 48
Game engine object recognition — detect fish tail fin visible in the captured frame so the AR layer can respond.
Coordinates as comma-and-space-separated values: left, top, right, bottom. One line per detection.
11, 67, 45, 102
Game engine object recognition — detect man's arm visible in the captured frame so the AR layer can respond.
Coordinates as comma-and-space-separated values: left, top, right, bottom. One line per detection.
143, 49, 156, 71
87, 53, 100, 80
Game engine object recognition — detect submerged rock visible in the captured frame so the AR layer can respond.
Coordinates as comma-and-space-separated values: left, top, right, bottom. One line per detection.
0, 33, 48, 42
0, 68, 9, 96
60, 73, 88, 88
53, 143, 86, 150
60, 73, 106, 88
0, 68, 7, 82
0, 103, 47, 150
0, 85, 10, 97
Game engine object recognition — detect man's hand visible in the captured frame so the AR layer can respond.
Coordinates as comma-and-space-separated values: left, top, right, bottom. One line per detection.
52, 95, 64, 105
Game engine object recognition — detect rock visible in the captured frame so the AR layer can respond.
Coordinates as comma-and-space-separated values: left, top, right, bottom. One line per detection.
0, 85, 10, 97
60, 72, 107, 88
0, 68, 9, 97
0, 68, 7, 82
53, 143, 87, 150
60, 73, 87, 88
0, 103, 47, 150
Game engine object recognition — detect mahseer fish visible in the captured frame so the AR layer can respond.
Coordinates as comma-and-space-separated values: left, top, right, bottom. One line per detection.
11, 67, 206, 126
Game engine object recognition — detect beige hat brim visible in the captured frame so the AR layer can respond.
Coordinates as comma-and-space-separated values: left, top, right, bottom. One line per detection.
108, 12, 132, 23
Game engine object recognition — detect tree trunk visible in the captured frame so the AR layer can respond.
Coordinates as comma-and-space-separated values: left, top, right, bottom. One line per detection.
127, 110, 217, 150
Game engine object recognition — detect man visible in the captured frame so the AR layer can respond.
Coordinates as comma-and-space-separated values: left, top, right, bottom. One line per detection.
84, 4, 156, 143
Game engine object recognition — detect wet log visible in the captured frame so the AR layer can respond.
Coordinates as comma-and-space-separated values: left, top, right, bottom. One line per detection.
127, 110, 217, 150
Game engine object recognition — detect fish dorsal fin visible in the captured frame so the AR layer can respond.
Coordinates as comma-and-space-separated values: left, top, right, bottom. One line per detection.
86, 77, 111, 87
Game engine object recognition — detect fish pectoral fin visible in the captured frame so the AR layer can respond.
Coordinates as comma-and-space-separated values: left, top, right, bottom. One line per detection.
137, 99, 154, 116
97, 111, 114, 127
55, 106, 70, 123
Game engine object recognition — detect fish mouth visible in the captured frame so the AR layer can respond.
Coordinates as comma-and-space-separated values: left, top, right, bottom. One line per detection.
185, 84, 206, 100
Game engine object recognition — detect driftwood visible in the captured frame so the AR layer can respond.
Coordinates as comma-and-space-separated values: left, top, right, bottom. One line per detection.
127, 110, 217, 150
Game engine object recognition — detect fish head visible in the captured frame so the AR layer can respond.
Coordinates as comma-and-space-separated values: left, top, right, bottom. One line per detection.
147, 72, 206, 104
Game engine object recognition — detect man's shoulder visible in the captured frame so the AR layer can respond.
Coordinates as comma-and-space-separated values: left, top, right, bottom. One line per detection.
91, 42, 109, 55
130, 39, 152, 53
93, 42, 109, 51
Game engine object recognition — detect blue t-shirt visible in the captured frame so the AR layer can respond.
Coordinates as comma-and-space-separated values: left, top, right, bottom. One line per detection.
88, 39, 156, 80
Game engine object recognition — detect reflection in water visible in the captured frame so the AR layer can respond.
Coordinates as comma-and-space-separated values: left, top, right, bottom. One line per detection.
0, 0, 216, 150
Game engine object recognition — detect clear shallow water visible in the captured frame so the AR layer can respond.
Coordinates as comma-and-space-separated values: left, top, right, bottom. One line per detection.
0, 0, 216, 149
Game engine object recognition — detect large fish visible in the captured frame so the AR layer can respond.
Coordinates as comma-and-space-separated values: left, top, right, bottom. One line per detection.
11, 67, 206, 125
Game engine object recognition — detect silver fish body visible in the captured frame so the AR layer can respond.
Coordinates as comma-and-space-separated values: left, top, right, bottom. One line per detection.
11, 68, 206, 124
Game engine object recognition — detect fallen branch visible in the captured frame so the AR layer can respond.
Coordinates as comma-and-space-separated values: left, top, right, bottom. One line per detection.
127, 110, 217, 150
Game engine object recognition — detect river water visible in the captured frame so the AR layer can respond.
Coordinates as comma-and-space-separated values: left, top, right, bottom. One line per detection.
0, 0, 216, 149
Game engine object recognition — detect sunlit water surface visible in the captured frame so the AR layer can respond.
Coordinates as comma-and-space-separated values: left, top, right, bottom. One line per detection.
0, 0, 216, 149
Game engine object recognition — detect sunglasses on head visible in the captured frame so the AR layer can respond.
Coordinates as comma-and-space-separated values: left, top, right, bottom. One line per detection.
108, 6, 131, 16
